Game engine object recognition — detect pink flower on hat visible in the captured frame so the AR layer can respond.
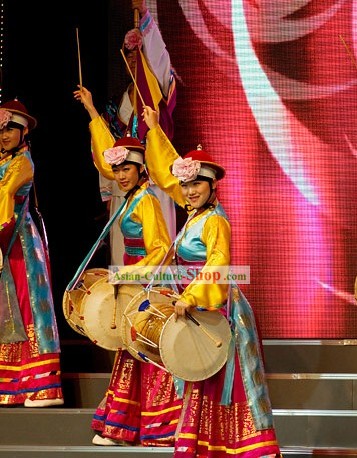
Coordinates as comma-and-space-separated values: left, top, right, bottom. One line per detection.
104, 146, 130, 165
172, 157, 201, 182
124, 28, 143, 51
0, 109, 12, 129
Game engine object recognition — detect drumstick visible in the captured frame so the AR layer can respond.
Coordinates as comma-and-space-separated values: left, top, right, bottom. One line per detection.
163, 290, 224, 348
120, 48, 146, 107
186, 312, 223, 348
76, 27, 83, 88
111, 305, 117, 330
110, 285, 120, 329
107, 285, 119, 329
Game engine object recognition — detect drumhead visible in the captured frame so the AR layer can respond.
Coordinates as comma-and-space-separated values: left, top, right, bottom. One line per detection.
159, 309, 231, 382
62, 268, 109, 337
83, 281, 142, 351
122, 287, 175, 364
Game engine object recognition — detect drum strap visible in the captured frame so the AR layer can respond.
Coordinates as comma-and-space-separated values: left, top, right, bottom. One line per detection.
143, 211, 198, 294
66, 198, 128, 291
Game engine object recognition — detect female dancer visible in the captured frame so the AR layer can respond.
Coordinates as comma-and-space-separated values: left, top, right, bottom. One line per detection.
142, 105, 281, 457
73, 0, 177, 267
87, 133, 182, 446
0, 99, 63, 407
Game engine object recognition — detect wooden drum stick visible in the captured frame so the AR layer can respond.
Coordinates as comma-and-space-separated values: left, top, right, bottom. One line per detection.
120, 49, 146, 107
160, 290, 223, 348
186, 312, 223, 348
76, 28, 83, 88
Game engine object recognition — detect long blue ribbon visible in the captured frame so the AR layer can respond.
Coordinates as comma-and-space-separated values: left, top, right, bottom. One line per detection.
66, 198, 127, 291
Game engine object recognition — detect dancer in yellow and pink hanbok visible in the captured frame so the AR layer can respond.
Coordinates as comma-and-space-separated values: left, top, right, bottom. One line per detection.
0, 99, 63, 408
73, 0, 177, 268
85, 133, 182, 446
143, 105, 282, 458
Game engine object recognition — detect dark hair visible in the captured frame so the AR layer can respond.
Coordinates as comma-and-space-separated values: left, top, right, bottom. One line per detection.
6, 121, 24, 130
196, 175, 214, 183
179, 175, 213, 185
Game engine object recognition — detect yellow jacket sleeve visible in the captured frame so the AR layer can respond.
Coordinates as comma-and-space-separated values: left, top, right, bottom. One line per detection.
89, 116, 115, 180
0, 154, 33, 227
145, 125, 186, 207
180, 214, 231, 309
120, 193, 173, 277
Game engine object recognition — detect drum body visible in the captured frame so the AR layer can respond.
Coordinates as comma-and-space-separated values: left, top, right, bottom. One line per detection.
122, 287, 231, 381
63, 268, 108, 337
63, 269, 141, 351
122, 287, 175, 364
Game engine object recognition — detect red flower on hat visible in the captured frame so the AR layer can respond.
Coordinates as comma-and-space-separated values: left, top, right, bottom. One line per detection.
172, 156, 201, 182
0, 109, 12, 129
124, 28, 143, 51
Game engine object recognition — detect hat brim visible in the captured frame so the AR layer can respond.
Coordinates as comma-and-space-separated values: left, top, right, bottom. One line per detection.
199, 160, 225, 180
7, 109, 37, 130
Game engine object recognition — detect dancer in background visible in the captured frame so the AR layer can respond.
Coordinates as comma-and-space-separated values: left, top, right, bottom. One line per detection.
143, 105, 281, 457
87, 133, 182, 446
0, 99, 63, 408
74, 0, 177, 267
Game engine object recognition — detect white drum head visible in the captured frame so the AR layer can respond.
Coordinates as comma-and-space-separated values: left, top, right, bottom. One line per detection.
159, 310, 231, 382
82, 281, 142, 351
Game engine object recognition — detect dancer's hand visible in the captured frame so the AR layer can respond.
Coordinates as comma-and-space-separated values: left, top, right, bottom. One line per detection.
142, 105, 159, 130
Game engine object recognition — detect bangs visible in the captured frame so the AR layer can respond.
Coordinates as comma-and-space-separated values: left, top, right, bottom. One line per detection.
6, 121, 24, 130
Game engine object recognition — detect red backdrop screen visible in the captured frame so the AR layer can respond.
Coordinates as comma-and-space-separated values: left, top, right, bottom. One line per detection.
113, 0, 357, 338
